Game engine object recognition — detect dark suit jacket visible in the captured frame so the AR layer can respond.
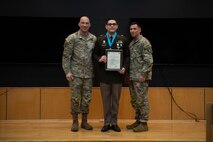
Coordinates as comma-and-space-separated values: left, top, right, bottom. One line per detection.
93, 34, 130, 84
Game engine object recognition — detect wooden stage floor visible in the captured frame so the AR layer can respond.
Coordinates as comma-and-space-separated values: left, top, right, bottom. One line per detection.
0, 119, 205, 142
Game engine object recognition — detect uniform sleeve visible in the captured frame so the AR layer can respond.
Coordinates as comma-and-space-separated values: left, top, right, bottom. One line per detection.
62, 35, 74, 75
141, 39, 153, 79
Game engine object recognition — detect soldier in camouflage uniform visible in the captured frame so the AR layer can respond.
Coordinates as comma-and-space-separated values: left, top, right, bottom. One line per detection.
62, 16, 97, 132
126, 22, 153, 132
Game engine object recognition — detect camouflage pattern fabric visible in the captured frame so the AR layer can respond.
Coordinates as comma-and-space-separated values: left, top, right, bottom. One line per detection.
129, 81, 149, 122
70, 77, 93, 113
129, 34, 153, 122
62, 31, 96, 78
129, 35, 153, 81
62, 30, 96, 113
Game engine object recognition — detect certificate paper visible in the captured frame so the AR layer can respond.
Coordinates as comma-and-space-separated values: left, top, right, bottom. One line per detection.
105, 49, 123, 71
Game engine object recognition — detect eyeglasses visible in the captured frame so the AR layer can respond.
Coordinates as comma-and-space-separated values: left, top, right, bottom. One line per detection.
107, 23, 117, 26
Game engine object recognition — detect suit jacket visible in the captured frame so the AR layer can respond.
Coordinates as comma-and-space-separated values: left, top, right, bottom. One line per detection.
93, 33, 130, 84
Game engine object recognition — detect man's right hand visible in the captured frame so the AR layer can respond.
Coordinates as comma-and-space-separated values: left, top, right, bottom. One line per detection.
66, 72, 73, 81
99, 55, 107, 63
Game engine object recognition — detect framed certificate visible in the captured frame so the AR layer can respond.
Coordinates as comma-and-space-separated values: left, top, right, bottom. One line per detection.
105, 49, 123, 71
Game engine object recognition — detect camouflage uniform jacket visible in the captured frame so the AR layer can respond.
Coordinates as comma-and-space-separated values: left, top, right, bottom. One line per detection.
129, 35, 153, 81
62, 31, 97, 78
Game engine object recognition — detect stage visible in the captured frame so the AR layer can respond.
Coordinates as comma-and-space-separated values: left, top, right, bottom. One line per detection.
0, 119, 205, 142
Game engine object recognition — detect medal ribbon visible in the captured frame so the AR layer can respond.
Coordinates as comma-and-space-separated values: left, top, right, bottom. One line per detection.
106, 32, 117, 48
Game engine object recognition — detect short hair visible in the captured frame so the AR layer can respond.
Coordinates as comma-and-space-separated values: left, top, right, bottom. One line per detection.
130, 22, 141, 28
105, 18, 118, 25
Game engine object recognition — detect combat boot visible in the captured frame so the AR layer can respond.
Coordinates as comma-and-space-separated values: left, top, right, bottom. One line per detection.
71, 113, 79, 132
126, 120, 140, 129
133, 122, 148, 132
81, 113, 93, 130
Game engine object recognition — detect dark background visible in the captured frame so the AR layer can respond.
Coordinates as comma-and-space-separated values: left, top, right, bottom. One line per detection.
130, 18, 213, 65
1, 0, 213, 87
0, 16, 79, 63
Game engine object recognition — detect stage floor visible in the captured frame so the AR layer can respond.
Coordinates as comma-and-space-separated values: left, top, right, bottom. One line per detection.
0, 119, 205, 142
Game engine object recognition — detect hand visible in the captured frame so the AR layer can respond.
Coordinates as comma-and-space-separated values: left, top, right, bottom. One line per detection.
99, 55, 107, 63
66, 72, 73, 81
119, 67, 125, 74
139, 76, 145, 82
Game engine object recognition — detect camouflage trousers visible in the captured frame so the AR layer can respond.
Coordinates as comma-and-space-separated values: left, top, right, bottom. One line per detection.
69, 77, 93, 114
129, 80, 149, 122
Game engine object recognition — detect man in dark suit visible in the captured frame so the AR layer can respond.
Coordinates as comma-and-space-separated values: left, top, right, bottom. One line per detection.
93, 18, 130, 132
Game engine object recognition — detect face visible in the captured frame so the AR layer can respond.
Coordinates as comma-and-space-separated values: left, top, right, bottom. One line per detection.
105, 20, 118, 34
78, 16, 91, 33
130, 24, 141, 38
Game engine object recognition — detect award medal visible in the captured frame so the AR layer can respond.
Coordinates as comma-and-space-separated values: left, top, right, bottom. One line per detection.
106, 32, 117, 48
102, 40, 107, 48
116, 40, 123, 49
